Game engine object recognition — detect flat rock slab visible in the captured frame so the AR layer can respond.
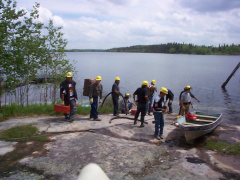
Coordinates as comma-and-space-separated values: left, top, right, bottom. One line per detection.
0, 113, 240, 179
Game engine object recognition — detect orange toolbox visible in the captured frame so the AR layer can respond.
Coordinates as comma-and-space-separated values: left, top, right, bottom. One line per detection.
54, 105, 70, 114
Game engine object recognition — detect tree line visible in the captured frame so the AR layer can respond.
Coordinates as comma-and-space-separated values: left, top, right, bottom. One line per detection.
106, 43, 240, 55
0, 0, 74, 107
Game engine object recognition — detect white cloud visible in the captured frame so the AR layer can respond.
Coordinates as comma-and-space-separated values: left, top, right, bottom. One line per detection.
15, 0, 240, 48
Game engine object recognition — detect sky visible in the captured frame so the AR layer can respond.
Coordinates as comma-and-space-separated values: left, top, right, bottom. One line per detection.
16, 0, 240, 49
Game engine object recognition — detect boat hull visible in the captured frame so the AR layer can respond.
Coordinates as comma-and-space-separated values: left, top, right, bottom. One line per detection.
177, 112, 222, 142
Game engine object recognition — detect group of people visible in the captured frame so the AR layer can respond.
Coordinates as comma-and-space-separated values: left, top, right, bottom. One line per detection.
60, 72, 200, 140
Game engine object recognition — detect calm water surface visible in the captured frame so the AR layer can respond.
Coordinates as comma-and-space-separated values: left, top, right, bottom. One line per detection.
67, 52, 240, 124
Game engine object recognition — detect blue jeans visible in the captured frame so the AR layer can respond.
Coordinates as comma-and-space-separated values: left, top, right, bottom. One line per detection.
90, 96, 98, 119
121, 103, 133, 113
154, 112, 164, 136
148, 96, 153, 113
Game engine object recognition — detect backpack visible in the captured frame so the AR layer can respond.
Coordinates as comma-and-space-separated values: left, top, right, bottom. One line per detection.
83, 79, 96, 96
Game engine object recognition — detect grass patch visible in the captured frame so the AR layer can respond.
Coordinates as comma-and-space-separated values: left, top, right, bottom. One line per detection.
0, 124, 48, 142
0, 101, 114, 122
206, 140, 240, 155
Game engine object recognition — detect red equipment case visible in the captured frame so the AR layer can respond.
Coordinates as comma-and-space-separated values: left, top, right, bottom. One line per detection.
54, 105, 70, 114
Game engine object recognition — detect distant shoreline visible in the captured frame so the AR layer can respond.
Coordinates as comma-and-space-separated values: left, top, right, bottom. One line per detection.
65, 43, 240, 55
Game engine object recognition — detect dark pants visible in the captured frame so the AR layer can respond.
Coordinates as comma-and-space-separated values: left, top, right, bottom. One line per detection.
90, 96, 98, 119
134, 103, 147, 125
64, 99, 76, 120
168, 98, 173, 113
112, 94, 119, 115
154, 112, 164, 136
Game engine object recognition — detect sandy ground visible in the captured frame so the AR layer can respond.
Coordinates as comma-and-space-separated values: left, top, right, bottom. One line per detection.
0, 113, 240, 179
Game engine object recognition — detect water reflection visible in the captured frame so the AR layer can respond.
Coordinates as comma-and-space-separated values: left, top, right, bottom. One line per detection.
221, 88, 240, 124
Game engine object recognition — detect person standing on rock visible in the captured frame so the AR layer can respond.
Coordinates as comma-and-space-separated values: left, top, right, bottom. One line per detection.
165, 89, 174, 114
133, 81, 149, 127
147, 80, 157, 116
153, 87, 168, 140
89, 76, 103, 121
112, 77, 121, 116
60, 72, 78, 122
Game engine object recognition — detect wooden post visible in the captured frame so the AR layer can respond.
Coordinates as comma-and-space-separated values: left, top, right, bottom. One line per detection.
221, 62, 240, 89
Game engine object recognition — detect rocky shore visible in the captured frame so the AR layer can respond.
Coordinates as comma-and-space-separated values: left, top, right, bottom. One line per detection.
0, 113, 240, 179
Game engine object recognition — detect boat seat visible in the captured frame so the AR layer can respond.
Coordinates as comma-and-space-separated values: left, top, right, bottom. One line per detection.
182, 122, 202, 126
190, 119, 215, 123
195, 114, 217, 119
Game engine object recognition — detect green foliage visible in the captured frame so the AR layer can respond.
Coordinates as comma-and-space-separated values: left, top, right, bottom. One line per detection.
0, 124, 48, 142
206, 140, 240, 155
0, 0, 75, 106
107, 43, 240, 55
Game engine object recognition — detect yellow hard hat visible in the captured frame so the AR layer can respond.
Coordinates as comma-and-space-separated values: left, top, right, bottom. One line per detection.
184, 85, 192, 90
125, 93, 130, 97
115, 77, 120, 81
160, 87, 168, 94
96, 76, 102, 81
142, 81, 148, 86
66, 72, 73, 77
151, 80, 156, 85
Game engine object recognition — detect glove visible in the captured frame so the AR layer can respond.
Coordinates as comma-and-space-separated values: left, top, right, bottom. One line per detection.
61, 101, 64, 105
99, 99, 102, 103
118, 96, 120, 100
90, 98, 93, 104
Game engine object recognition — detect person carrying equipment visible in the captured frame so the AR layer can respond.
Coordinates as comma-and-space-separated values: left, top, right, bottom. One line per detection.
60, 72, 78, 122
133, 81, 149, 127
147, 80, 157, 116
121, 93, 135, 114
89, 76, 103, 121
112, 77, 121, 116
153, 87, 168, 140
165, 89, 174, 114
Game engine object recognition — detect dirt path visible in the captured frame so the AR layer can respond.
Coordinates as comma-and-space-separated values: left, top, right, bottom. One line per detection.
0, 113, 240, 179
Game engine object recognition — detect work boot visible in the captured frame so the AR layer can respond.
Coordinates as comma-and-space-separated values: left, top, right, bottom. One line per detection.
160, 135, 163, 139
152, 120, 155, 124
134, 119, 137, 125
140, 124, 144, 128
68, 118, 74, 123
154, 135, 160, 140
148, 113, 152, 116
94, 118, 101, 121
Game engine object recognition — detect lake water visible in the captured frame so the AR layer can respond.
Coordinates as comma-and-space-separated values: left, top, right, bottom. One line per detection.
67, 52, 240, 124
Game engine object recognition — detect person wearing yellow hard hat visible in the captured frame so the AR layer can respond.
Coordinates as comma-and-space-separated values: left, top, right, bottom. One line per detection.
147, 80, 157, 116
60, 72, 78, 122
178, 85, 200, 115
89, 76, 103, 121
121, 93, 135, 114
112, 77, 121, 116
153, 87, 168, 140
133, 81, 149, 127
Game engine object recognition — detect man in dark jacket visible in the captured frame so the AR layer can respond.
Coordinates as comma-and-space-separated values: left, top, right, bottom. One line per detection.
133, 81, 149, 127
60, 72, 78, 122
112, 77, 120, 116
89, 76, 103, 121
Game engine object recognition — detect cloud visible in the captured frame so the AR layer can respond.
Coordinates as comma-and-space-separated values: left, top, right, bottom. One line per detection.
177, 0, 240, 13
14, 0, 240, 48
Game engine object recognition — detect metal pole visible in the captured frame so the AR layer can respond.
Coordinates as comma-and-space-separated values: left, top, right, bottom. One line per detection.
221, 62, 240, 89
